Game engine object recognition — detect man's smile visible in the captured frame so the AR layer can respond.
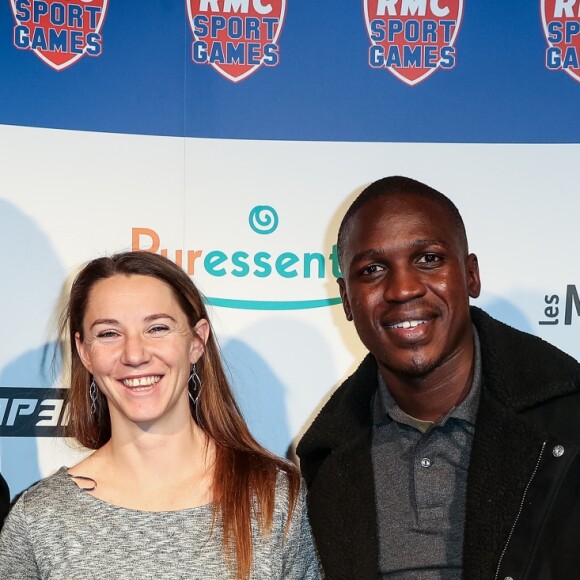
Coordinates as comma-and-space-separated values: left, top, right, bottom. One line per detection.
386, 319, 429, 330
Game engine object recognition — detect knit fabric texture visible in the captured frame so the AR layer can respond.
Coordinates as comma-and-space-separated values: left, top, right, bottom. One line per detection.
0, 467, 321, 579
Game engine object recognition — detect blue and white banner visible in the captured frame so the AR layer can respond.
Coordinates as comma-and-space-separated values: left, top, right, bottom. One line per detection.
1, 0, 579, 498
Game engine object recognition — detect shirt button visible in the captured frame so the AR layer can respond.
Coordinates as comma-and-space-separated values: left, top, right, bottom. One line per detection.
553, 445, 565, 458
420, 457, 431, 468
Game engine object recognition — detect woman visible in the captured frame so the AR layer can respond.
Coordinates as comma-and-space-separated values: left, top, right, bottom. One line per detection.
0, 251, 321, 579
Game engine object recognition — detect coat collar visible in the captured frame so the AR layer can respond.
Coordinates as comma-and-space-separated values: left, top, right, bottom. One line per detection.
471, 306, 580, 410
299, 306, 580, 478
297, 353, 377, 485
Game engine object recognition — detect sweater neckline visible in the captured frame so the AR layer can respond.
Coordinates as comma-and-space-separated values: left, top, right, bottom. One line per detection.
59, 466, 215, 515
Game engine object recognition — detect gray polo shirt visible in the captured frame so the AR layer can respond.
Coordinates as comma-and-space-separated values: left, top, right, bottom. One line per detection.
372, 329, 482, 579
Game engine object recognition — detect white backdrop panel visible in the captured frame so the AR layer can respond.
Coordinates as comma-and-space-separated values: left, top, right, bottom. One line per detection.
1, 124, 579, 496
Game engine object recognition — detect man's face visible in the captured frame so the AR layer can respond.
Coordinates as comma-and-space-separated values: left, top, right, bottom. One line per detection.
338, 193, 480, 380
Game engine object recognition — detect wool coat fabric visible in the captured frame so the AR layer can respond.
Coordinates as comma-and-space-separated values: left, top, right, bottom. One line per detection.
297, 307, 580, 580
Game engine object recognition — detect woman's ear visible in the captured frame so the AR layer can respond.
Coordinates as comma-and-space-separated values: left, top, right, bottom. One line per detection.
75, 332, 93, 374
190, 319, 210, 363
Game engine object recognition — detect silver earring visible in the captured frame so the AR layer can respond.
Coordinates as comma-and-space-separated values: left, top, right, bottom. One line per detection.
188, 363, 202, 406
89, 379, 97, 415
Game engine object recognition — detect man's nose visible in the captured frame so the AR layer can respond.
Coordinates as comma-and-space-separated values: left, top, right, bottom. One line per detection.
383, 266, 426, 303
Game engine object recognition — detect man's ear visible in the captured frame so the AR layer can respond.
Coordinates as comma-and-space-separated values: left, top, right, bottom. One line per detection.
466, 253, 481, 299
337, 278, 353, 321
74, 332, 93, 374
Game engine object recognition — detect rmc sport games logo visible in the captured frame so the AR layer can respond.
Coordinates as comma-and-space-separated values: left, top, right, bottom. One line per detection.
10, 0, 108, 71
133, 205, 342, 310
364, 0, 462, 86
187, 0, 285, 82
542, 0, 580, 82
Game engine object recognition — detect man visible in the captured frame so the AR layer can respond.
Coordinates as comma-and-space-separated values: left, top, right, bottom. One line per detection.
0, 473, 9, 530
297, 176, 580, 579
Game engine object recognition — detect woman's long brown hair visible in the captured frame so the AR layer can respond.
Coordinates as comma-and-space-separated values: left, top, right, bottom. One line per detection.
60, 251, 300, 579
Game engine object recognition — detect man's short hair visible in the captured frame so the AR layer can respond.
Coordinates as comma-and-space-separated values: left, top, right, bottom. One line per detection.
337, 176, 469, 270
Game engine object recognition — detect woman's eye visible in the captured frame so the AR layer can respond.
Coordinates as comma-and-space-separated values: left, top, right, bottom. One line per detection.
149, 325, 170, 334
96, 330, 118, 339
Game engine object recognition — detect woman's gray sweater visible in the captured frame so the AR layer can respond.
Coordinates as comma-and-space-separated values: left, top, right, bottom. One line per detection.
0, 467, 321, 579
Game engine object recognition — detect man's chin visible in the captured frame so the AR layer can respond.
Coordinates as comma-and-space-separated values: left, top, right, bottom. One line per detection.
380, 352, 441, 380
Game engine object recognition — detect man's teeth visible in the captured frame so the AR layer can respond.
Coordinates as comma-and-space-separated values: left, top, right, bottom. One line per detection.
122, 376, 161, 387
391, 320, 427, 329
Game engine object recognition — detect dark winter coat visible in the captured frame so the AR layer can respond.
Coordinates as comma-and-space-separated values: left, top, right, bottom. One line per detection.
297, 307, 580, 580
0, 473, 9, 531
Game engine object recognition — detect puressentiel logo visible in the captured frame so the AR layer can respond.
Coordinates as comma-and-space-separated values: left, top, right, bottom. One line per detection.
542, 0, 580, 82
11, 0, 108, 71
132, 206, 342, 310
364, 0, 462, 86
187, 0, 285, 83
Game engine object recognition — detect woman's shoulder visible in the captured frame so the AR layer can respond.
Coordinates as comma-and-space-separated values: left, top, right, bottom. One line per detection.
3, 467, 73, 532
13, 467, 75, 515
18, 467, 70, 501
270, 466, 308, 523
273, 465, 300, 493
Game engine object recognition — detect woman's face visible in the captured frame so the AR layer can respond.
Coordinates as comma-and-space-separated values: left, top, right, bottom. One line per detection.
75, 274, 208, 430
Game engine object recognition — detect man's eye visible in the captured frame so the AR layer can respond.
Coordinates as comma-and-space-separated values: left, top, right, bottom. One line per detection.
362, 264, 385, 275
418, 254, 440, 264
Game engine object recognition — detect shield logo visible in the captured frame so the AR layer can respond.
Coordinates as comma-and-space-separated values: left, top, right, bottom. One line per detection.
541, 0, 580, 82
363, 0, 463, 86
187, 0, 286, 83
10, 0, 109, 71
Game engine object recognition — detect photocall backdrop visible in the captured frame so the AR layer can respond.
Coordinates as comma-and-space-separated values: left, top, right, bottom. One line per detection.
0, 0, 579, 498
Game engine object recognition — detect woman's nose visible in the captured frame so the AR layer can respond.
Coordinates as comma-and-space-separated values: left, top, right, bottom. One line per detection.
120, 334, 151, 366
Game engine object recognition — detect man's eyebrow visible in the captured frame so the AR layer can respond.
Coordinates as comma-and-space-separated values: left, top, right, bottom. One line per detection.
411, 239, 450, 249
350, 248, 385, 264
350, 239, 449, 264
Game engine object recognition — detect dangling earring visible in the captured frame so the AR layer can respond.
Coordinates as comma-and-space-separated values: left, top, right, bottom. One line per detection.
188, 363, 203, 425
188, 363, 202, 405
89, 378, 97, 415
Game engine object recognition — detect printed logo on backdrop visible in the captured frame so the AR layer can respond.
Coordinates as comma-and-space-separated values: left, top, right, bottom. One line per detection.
133, 205, 343, 310
187, 0, 285, 82
542, 0, 580, 82
539, 285, 580, 325
10, 0, 108, 71
0, 388, 67, 437
364, 0, 462, 86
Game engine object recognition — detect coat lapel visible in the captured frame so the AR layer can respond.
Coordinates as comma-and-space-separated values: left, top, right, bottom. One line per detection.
462, 391, 547, 579
300, 355, 380, 580
307, 426, 378, 580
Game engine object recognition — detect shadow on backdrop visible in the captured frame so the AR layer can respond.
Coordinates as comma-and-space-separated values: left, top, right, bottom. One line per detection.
0, 198, 65, 497
222, 338, 290, 458
221, 315, 342, 468
481, 296, 533, 335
